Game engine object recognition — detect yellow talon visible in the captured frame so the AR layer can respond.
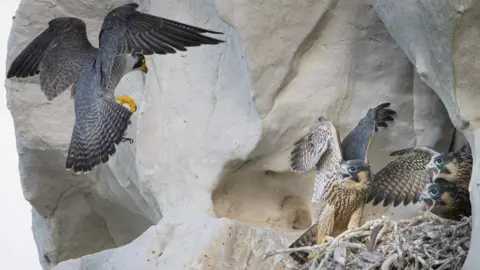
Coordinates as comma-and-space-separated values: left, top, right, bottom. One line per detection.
115, 95, 137, 113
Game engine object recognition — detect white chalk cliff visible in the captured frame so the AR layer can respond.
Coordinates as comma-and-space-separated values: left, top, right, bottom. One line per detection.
5, 0, 478, 269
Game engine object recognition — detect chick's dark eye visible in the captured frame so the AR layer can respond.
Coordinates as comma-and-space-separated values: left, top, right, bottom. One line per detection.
430, 189, 439, 196
435, 158, 443, 165
348, 167, 356, 173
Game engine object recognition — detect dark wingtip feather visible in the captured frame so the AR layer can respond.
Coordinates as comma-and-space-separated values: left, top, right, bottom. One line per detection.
379, 115, 395, 122
379, 108, 397, 116
365, 195, 374, 204
6, 70, 15, 78
127, 3, 140, 9
371, 196, 384, 206
377, 122, 388, 128
393, 197, 402, 207
382, 194, 396, 207
375, 102, 391, 110
373, 103, 397, 132
389, 147, 413, 157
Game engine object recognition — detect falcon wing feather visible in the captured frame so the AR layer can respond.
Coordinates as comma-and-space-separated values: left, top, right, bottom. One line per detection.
96, 3, 224, 87
366, 146, 439, 207
341, 102, 397, 163
7, 17, 96, 100
290, 116, 343, 203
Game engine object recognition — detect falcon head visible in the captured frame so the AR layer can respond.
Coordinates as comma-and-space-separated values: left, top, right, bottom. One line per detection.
340, 160, 371, 184
426, 152, 458, 181
132, 54, 148, 74
419, 178, 458, 211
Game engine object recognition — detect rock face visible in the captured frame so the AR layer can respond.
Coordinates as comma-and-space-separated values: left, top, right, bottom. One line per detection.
372, 1, 479, 268
5, 0, 477, 269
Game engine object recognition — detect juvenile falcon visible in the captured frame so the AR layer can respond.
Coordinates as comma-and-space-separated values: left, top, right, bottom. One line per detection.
366, 142, 472, 207
7, 3, 224, 173
288, 117, 472, 265
419, 178, 471, 221
288, 102, 397, 264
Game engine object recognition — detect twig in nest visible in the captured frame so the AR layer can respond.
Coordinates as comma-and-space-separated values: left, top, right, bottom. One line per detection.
263, 243, 328, 260
393, 222, 404, 264
380, 253, 398, 270
436, 257, 455, 270
423, 245, 435, 262
276, 214, 471, 270
374, 222, 390, 248
412, 254, 428, 269
316, 231, 368, 269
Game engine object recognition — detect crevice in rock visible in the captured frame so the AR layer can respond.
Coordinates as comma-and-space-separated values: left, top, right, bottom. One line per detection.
212, 159, 312, 230
37, 183, 155, 268
19, 148, 156, 268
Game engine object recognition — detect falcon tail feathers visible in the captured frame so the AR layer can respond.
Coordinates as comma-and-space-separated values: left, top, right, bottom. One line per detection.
66, 99, 132, 173
288, 223, 317, 265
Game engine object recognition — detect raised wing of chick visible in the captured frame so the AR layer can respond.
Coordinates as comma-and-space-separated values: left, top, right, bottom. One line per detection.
341, 102, 397, 162
366, 146, 440, 207
290, 102, 397, 200
288, 102, 398, 265
290, 116, 343, 203
95, 3, 224, 88
288, 103, 397, 265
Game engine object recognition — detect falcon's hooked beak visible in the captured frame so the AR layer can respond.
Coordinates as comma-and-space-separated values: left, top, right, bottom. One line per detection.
140, 56, 148, 74
340, 164, 350, 179
419, 190, 436, 212
426, 160, 439, 180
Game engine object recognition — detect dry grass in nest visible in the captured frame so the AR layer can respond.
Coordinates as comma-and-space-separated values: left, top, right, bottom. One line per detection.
265, 212, 471, 270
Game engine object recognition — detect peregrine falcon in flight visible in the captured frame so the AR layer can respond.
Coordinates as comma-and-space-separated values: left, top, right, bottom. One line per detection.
7, 3, 224, 173
288, 102, 397, 264
419, 178, 471, 221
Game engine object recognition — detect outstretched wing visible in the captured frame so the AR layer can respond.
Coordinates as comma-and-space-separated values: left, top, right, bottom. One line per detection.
290, 124, 331, 173
312, 122, 343, 203
290, 117, 343, 203
366, 146, 439, 207
7, 17, 97, 100
341, 102, 397, 162
96, 3, 224, 87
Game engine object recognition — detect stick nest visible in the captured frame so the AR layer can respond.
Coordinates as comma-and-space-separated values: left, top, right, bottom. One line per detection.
266, 213, 471, 270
